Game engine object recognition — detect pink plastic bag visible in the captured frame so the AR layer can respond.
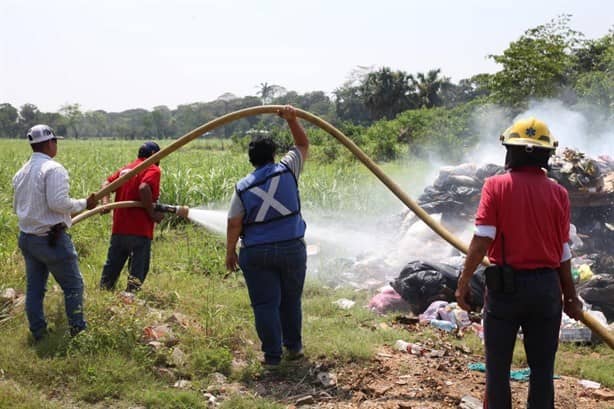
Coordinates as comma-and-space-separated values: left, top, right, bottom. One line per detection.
368, 286, 410, 314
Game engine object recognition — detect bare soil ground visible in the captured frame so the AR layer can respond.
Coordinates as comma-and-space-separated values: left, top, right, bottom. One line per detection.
241, 329, 614, 409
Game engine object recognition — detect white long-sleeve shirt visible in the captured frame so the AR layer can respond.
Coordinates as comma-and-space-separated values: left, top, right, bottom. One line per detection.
12, 152, 86, 235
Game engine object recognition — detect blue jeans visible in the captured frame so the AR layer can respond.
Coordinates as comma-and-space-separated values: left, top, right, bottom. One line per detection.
100, 234, 152, 291
239, 239, 307, 364
18, 231, 86, 338
484, 269, 562, 409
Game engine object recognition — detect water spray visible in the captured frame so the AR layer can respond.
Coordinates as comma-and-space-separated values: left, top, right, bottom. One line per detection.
74, 105, 613, 348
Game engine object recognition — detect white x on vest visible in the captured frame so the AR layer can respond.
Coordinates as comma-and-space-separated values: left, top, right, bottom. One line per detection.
250, 175, 291, 222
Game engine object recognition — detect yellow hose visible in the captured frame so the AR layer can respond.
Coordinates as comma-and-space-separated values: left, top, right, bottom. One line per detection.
72, 201, 143, 225
79, 105, 613, 348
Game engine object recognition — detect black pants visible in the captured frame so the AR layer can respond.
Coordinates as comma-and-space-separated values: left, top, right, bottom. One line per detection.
484, 269, 562, 409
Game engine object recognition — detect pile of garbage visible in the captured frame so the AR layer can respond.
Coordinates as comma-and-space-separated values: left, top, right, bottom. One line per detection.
389, 260, 485, 316
416, 163, 505, 227
412, 148, 613, 261
415, 149, 613, 240
365, 148, 613, 341
549, 149, 612, 192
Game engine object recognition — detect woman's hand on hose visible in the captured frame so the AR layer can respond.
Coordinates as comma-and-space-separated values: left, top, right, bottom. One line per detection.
277, 105, 297, 121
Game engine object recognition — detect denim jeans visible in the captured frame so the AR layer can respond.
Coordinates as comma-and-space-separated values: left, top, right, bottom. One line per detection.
100, 234, 152, 291
239, 239, 307, 364
484, 269, 562, 409
18, 231, 86, 338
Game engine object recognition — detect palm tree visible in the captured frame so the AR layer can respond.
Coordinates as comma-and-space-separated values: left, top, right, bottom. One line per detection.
257, 82, 273, 105
361, 67, 413, 120
410, 69, 447, 108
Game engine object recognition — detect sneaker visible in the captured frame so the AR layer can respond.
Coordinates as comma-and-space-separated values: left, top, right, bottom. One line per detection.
261, 354, 281, 366
69, 326, 86, 337
32, 328, 49, 342
286, 348, 304, 361
259, 359, 281, 374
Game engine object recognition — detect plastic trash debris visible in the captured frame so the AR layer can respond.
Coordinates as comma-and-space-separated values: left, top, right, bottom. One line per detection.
419, 300, 449, 323
0, 288, 16, 302
560, 310, 607, 343
142, 324, 174, 342
430, 319, 457, 332
202, 392, 218, 406
468, 363, 558, 382
579, 379, 601, 389
317, 371, 337, 387
460, 395, 482, 409
394, 340, 425, 355
173, 379, 192, 389
368, 286, 410, 314
119, 291, 135, 304
577, 264, 594, 282
332, 298, 355, 309
394, 340, 444, 358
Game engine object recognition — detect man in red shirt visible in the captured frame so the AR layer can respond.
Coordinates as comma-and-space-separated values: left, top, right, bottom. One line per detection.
455, 118, 583, 409
100, 141, 164, 292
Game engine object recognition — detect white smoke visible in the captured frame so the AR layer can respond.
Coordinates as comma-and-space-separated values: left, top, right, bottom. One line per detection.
466, 99, 613, 163
519, 100, 613, 157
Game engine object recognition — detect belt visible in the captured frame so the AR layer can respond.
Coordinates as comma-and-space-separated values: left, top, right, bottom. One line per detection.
514, 267, 556, 275
47, 223, 67, 233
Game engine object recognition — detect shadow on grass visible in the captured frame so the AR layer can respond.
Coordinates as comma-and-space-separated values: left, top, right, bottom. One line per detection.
242, 355, 350, 406
30, 301, 72, 359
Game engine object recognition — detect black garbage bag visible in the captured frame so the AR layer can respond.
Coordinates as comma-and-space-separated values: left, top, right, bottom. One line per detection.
390, 260, 485, 315
476, 163, 505, 181
578, 276, 614, 321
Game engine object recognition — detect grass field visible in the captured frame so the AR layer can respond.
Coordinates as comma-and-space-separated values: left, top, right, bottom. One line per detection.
0, 139, 611, 408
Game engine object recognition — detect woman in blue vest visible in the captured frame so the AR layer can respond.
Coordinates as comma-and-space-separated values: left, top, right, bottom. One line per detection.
226, 105, 309, 367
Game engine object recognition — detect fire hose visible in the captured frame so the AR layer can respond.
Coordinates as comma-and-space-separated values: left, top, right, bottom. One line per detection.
75, 105, 613, 348
72, 201, 189, 225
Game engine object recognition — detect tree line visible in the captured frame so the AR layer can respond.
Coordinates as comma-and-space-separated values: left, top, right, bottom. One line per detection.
0, 15, 611, 160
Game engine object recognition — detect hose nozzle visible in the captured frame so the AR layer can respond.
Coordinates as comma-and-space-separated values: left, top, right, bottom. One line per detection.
154, 203, 189, 218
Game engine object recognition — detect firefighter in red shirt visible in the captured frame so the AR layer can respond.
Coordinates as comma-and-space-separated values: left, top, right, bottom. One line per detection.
100, 142, 164, 292
455, 118, 583, 409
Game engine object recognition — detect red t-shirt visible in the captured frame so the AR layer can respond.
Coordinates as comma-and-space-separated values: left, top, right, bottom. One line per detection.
475, 167, 570, 270
108, 158, 161, 239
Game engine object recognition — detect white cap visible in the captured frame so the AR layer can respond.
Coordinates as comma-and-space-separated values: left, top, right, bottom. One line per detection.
26, 124, 64, 144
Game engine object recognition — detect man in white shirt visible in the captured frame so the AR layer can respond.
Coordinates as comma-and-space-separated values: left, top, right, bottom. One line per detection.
13, 124, 97, 340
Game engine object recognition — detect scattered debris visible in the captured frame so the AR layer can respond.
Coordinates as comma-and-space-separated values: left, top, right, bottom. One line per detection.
202, 392, 219, 406
295, 395, 315, 406
367, 285, 411, 314
0, 288, 16, 302
332, 298, 355, 310
169, 347, 187, 367
119, 291, 135, 304
173, 379, 192, 389
579, 379, 601, 389
316, 371, 337, 387
142, 324, 175, 344
460, 395, 483, 409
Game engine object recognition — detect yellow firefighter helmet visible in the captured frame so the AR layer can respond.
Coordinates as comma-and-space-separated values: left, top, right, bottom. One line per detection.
500, 117, 558, 150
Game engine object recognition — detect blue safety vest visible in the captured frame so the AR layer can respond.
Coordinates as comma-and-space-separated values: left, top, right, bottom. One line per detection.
236, 162, 306, 247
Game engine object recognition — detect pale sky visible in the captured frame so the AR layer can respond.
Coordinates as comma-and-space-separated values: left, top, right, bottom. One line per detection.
1, 0, 612, 113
